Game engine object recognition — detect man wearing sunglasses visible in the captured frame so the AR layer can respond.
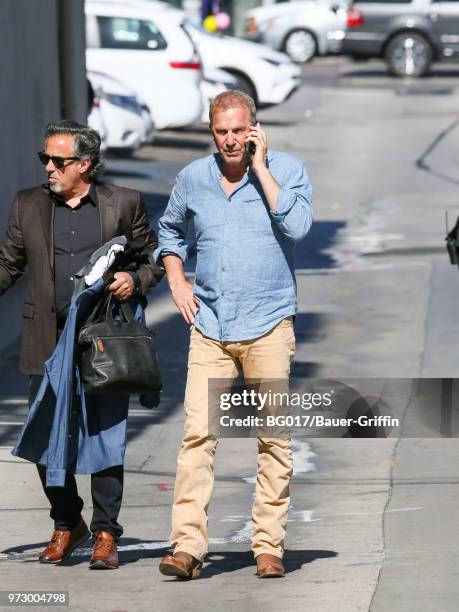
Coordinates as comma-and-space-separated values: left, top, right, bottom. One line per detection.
0, 120, 162, 569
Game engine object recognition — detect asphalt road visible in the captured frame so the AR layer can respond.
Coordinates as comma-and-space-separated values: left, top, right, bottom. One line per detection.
1, 56, 459, 612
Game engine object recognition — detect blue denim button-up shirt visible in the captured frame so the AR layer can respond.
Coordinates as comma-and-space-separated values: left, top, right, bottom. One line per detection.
154, 150, 312, 341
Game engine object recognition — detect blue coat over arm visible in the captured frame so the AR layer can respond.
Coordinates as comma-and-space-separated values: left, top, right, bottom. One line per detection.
11, 277, 144, 487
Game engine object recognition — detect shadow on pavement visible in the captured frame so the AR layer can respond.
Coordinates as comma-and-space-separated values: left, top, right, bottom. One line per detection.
121, 547, 338, 576
151, 133, 210, 151
1, 540, 337, 576
296, 221, 345, 270
291, 312, 327, 380
202, 548, 337, 578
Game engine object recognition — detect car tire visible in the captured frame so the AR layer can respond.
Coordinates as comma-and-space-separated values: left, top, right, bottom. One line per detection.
231, 73, 257, 105
385, 32, 433, 78
283, 29, 317, 63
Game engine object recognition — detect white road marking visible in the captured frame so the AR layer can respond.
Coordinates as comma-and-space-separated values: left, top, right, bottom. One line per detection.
288, 510, 319, 523
0, 398, 27, 405
320, 506, 423, 518
292, 439, 317, 475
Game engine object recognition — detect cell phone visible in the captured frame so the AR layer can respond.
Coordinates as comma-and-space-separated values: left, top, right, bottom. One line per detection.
245, 120, 258, 162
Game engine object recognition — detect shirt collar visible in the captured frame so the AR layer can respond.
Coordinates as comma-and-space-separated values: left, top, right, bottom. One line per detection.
47, 183, 98, 208
212, 149, 274, 179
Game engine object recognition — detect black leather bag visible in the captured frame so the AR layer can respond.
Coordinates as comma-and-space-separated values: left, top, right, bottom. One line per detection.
78, 295, 162, 394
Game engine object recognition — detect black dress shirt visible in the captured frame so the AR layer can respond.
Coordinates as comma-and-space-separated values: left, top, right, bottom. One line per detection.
53, 185, 101, 328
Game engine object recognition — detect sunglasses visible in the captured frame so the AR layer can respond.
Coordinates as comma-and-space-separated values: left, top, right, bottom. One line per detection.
38, 151, 81, 170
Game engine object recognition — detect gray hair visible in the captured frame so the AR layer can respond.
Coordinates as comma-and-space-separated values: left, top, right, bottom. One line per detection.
44, 120, 105, 180
209, 90, 256, 125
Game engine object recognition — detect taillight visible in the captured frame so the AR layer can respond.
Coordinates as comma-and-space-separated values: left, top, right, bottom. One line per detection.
169, 61, 201, 69
347, 6, 364, 27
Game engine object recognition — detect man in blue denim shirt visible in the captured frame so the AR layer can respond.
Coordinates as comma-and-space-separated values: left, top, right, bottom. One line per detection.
156, 91, 312, 579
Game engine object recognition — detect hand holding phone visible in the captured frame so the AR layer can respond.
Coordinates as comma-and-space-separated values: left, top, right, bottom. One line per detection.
245, 120, 258, 163
245, 121, 268, 171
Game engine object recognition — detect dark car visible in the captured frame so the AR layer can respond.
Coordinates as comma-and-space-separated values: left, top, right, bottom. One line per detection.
343, 0, 459, 77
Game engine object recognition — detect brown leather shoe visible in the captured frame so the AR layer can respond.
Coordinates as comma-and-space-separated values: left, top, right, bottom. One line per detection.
256, 553, 285, 578
159, 551, 203, 579
39, 519, 90, 564
89, 531, 118, 569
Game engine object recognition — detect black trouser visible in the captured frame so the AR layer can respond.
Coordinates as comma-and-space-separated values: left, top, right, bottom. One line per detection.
29, 375, 124, 539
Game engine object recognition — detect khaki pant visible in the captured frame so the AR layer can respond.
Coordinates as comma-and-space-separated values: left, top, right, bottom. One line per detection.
170, 317, 295, 561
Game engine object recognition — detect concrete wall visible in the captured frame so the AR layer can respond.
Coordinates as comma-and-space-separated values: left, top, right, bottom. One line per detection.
0, 0, 86, 359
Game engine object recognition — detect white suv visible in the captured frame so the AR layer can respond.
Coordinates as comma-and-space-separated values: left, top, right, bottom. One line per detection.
85, 0, 203, 129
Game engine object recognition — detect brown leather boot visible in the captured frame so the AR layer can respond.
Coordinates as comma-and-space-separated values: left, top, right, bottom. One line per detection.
89, 531, 118, 569
256, 553, 285, 578
159, 551, 203, 579
39, 519, 90, 564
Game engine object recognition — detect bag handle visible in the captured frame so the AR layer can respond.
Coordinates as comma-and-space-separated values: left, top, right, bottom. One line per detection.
105, 294, 135, 323
84, 289, 111, 325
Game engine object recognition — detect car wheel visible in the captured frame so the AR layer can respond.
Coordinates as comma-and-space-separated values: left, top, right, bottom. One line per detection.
385, 32, 433, 77
284, 29, 317, 63
232, 74, 257, 104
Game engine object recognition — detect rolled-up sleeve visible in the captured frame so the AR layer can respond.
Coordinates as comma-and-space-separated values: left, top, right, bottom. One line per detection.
269, 161, 313, 242
153, 172, 189, 267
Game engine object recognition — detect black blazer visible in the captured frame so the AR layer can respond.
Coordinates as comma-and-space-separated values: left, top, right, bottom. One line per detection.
0, 182, 163, 374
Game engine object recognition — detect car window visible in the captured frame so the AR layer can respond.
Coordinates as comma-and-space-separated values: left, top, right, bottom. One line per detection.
97, 16, 168, 50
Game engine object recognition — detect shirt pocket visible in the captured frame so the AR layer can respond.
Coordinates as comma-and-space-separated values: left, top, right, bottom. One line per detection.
239, 197, 271, 229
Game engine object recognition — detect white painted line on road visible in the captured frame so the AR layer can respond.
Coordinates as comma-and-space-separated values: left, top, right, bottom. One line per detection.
58, 531, 258, 558
2, 541, 172, 561
240, 440, 316, 485
211, 521, 253, 545
221, 515, 244, 522
289, 510, 319, 523
0, 398, 27, 405
319, 506, 423, 518
292, 439, 317, 475
0, 422, 23, 426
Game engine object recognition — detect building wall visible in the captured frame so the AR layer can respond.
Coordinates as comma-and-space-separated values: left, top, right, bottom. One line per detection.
0, 0, 86, 359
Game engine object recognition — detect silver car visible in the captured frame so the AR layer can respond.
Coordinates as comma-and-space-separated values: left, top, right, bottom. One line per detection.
343, 0, 459, 77
245, 0, 348, 63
